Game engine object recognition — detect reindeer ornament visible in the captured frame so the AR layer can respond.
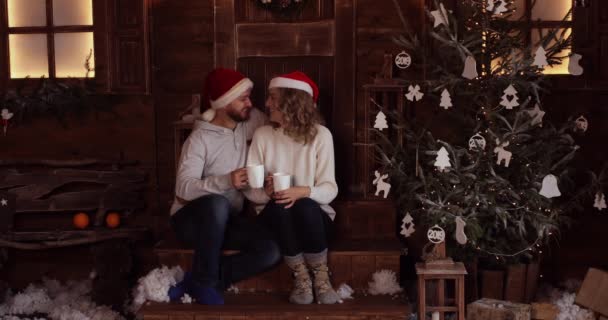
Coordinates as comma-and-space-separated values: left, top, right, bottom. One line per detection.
494, 139, 512, 167
373, 170, 391, 198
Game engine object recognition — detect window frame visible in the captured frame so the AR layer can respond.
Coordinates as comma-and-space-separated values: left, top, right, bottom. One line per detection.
0, 0, 108, 91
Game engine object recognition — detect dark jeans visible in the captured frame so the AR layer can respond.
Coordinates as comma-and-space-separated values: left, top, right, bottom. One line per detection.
258, 198, 334, 256
170, 194, 281, 290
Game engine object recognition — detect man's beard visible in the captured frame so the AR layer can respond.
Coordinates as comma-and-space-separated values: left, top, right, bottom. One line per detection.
227, 107, 251, 122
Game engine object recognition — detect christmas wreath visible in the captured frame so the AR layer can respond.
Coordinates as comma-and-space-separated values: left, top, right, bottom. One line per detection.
255, 0, 309, 15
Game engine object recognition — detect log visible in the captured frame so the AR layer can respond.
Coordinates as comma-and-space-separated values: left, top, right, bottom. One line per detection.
467, 298, 531, 320
0, 227, 147, 250
0, 159, 137, 167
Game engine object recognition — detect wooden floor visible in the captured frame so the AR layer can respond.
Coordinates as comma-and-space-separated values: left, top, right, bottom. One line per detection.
139, 293, 411, 319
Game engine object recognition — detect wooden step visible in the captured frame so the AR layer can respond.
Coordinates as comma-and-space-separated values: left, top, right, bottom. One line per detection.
139, 293, 411, 320
155, 239, 403, 293
332, 200, 397, 240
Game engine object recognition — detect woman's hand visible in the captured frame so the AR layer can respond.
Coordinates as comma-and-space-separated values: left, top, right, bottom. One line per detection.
263, 175, 274, 197
273, 186, 311, 208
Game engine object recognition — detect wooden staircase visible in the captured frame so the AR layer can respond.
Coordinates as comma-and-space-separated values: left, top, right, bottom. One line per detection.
139, 200, 412, 319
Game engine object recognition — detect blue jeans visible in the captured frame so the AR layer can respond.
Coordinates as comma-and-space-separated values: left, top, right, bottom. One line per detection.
170, 194, 280, 289
258, 198, 334, 256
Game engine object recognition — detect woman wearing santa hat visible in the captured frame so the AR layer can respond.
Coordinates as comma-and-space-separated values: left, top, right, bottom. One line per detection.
244, 71, 340, 304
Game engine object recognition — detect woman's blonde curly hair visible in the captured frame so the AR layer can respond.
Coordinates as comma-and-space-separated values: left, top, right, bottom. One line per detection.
272, 88, 324, 144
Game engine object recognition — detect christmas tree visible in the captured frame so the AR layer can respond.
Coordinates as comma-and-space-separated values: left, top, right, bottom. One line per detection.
376, 0, 597, 263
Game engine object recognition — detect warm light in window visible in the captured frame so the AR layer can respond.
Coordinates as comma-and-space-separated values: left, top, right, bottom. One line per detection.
9, 34, 49, 78
55, 32, 95, 78
53, 0, 93, 26
532, 28, 572, 75
532, 0, 572, 21
7, 0, 46, 27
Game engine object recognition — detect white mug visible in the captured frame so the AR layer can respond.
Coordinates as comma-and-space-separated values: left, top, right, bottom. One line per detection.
246, 164, 265, 188
272, 173, 291, 191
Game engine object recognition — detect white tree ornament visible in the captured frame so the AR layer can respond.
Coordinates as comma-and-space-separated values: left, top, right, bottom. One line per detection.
494, 139, 512, 167
395, 51, 412, 69
373, 170, 391, 198
430, 3, 449, 29
569, 53, 584, 76
427, 225, 446, 244
406, 84, 424, 101
454, 216, 468, 245
575, 116, 588, 132
499, 85, 520, 109
594, 192, 606, 211
468, 133, 486, 151
462, 56, 479, 80
487, 0, 508, 15
533, 46, 549, 68
525, 104, 546, 127
1, 108, 14, 136
374, 111, 389, 131
434, 147, 451, 171
539, 174, 561, 198
439, 89, 453, 109
400, 213, 415, 237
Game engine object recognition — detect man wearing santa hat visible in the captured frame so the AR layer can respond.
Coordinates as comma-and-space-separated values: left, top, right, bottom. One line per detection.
168, 68, 280, 305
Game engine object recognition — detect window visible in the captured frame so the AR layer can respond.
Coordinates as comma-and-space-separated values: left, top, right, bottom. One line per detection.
510, 0, 573, 75
5, 0, 95, 79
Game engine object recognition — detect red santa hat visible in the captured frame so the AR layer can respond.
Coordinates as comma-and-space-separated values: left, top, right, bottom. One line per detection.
201, 68, 253, 122
268, 71, 319, 103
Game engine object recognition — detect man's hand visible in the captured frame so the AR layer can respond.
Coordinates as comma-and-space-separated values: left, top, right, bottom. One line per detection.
230, 168, 248, 189
263, 175, 274, 197
274, 186, 311, 208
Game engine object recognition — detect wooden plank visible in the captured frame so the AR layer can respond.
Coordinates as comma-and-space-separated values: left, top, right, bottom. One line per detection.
14, 189, 144, 213
351, 255, 375, 290
0, 192, 16, 232
215, 0, 236, 68
525, 262, 540, 303
236, 22, 334, 57
504, 264, 527, 303
328, 254, 351, 289
480, 270, 504, 300
334, 0, 356, 197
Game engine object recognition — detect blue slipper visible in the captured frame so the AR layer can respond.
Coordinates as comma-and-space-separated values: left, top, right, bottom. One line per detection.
189, 281, 225, 305
168, 271, 192, 302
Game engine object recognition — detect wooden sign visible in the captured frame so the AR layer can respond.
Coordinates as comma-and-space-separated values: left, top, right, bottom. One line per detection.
0, 192, 16, 232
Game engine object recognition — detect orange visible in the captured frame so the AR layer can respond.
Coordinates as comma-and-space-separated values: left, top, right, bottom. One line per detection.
105, 212, 121, 228
73, 212, 90, 229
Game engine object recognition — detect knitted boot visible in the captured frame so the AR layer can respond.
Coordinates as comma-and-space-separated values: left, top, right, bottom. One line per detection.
305, 250, 341, 304
284, 254, 314, 304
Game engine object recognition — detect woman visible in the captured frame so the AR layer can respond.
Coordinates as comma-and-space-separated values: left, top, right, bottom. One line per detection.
244, 71, 340, 305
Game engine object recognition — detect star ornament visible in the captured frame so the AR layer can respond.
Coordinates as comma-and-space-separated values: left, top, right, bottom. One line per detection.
430, 3, 449, 29
1, 198, 7, 206
525, 104, 546, 127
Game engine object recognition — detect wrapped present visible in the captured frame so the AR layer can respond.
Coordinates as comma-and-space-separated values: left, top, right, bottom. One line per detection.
575, 268, 608, 317
467, 298, 531, 320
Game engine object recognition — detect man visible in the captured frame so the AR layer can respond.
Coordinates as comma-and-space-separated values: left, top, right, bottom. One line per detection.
168, 68, 280, 305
